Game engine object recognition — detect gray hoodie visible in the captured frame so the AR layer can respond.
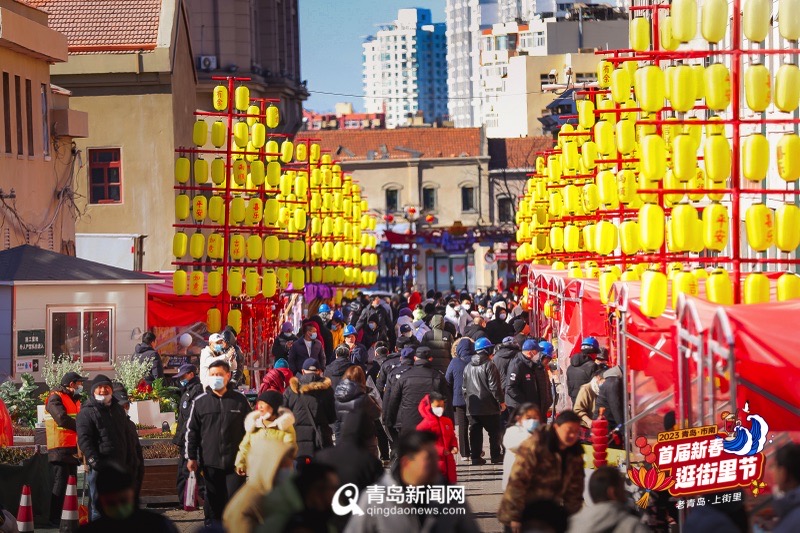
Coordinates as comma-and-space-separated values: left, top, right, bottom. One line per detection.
567, 501, 650, 533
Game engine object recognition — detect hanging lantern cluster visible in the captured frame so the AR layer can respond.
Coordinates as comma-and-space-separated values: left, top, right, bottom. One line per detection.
173, 78, 378, 333
515, 1, 800, 316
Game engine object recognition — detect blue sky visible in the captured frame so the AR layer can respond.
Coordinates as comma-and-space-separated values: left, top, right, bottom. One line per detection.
299, 0, 445, 113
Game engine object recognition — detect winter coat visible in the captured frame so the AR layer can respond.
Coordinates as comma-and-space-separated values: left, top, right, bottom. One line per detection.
330, 326, 344, 354
306, 316, 334, 364
324, 356, 354, 390
485, 317, 514, 346
381, 359, 413, 414
76, 394, 131, 471
395, 315, 413, 340
444, 305, 461, 333
497, 425, 585, 525
375, 353, 401, 397
315, 411, 383, 490
333, 378, 381, 451
773, 485, 800, 533
415, 394, 458, 484
567, 501, 650, 533
134, 342, 164, 384
492, 341, 519, 385
173, 376, 204, 448
574, 382, 599, 428
567, 351, 597, 404
413, 319, 431, 343
125, 416, 144, 497
462, 353, 504, 417
502, 424, 531, 489
463, 323, 487, 341
45, 387, 80, 463
256, 476, 337, 533
505, 353, 548, 412
384, 359, 449, 433
287, 337, 325, 374
355, 305, 391, 339
199, 345, 238, 388
271, 332, 297, 362
348, 342, 369, 369
282, 374, 336, 457
258, 367, 293, 395
223, 439, 293, 533
343, 471, 480, 533
185, 385, 252, 470
596, 369, 624, 430
422, 315, 454, 375
395, 334, 420, 353
235, 408, 297, 472
445, 339, 474, 407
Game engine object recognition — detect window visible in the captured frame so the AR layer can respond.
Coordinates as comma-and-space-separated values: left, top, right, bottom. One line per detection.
385, 188, 399, 212
461, 186, 476, 212
2, 73, 10, 154
50, 307, 113, 364
41, 84, 49, 156
422, 186, 437, 211
25, 79, 33, 156
14, 76, 22, 155
533, 31, 545, 47
89, 148, 122, 204
498, 197, 514, 223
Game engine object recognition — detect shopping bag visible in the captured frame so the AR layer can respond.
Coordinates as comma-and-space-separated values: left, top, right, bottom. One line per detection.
183, 471, 199, 511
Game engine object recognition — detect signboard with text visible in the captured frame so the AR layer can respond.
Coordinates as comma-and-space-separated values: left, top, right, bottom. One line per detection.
17, 330, 46, 357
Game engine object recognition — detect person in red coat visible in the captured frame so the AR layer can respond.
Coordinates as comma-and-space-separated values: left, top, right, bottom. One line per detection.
258, 358, 294, 394
416, 392, 458, 484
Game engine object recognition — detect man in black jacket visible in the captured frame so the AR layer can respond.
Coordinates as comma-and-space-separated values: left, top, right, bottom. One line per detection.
134, 331, 164, 385
384, 347, 449, 438
76, 374, 132, 521
492, 336, 519, 386
595, 366, 625, 434
462, 339, 505, 465
512, 319, 529, 347
505, 340, 551, 416
283, 358, 337, 457
324, 344, 354, 390
306, 312, 335, 366
172, 364, 205, 504
355, 296, 392, 341
272, 322, 297, 362
288, 323, 326, 374
463, 315, 487, 341
567, 337, 604, 405
485, 303, 514, 345
112, 383, 144, 503
422, 314, 454, 376
186, 360, 251, 525
378, 347, 413, 399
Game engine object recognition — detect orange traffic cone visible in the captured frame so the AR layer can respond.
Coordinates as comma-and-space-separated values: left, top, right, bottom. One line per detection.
16, 484, 33, 532
59, 475, 78, 532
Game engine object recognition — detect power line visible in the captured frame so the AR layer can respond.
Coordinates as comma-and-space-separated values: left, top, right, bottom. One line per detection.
307, 87, 557, 102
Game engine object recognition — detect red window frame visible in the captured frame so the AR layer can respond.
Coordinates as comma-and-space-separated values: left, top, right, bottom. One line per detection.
88, 148, 122, 204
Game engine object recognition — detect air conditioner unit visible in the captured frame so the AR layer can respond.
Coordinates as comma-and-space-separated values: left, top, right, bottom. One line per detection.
198, 55, 217, 71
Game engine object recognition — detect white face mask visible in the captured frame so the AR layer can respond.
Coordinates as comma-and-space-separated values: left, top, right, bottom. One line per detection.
591, 378, 602, 395
210, 376, 225, 391
94, 394, 111, 404
432, 406, 444, 417
462, 303, 471, 310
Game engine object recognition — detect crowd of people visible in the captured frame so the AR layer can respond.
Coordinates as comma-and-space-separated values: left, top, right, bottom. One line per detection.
33, 288, 800, 533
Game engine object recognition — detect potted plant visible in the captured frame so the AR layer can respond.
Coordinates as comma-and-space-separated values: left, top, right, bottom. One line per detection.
140, 442, 181, 504
113, 356, 159, 426
128, 378, 179, 430
37, 355, 85, 423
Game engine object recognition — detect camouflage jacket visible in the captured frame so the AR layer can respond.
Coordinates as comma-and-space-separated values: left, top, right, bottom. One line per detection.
497, 426, 585, 525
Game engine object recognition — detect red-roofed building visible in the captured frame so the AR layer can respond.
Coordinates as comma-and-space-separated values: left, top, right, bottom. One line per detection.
23, 0, 198, 271
303, 103, 386, 131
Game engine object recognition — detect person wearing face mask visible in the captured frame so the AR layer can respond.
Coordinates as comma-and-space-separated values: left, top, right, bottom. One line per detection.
329, 311, 345, 349
186, 360, 252, 526
235, 390, 297, 476
394, 307, 414, 340
172, 364, 205, 505
287, 323, 325, 375
415, 392, 458, 484
485, 301, 515, 345
506, 340, 552, 418
44, 371, 86, 526
199, 332, 238, 388
502, 404, 542, 489
573, 368, 605, 429
457, 296, 473, 336
308, 304, 335, 365
272, 322, 297, 362
78, 462, 179, 533
76, 374, 132, 521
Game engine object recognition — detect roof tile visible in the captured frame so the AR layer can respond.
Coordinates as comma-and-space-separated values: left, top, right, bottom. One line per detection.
487, 137, 555, 170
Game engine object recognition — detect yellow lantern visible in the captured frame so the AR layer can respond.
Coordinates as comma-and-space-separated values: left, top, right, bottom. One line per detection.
629, 16, 651, 51
234, 85, 250, 111
244, 269, 260, 298
671, 204, 699, 252
616, 119, 635, 155
292, 268, 305, 290
701, 0, 728, 42
266, 161, 281, 187
639, 203, 665, 251
745, 203, 774, 251
231, 159, 246, 186
594, 120, 615, 155
278, 239, 291, 261
599, 268, 620, 304
672, 134, 697, 182
617, 170, 637, 204
582, 183, 600, 213
611, 68, 632, 103
741, 134, 769, 182
549, 190, 564, 217
207, 308, 221, 332
672, 270, 699, 308
671, 0, 697, 41
189, 232, 205, 259
704, 134, 731, 183
744, 0, 772, 42
291, 240, 305, 261
636, 65, 666, 112
775, 204, 800, 252
777, 134, 800, 182
228, 309, 242, 333
777, 272, 800, 301
192, 119, 208, 147
230, 234, 245, 260
564, 224, 580, 252
189, 271, 204, 296
704, 63, 731, 111
210, 158, 225, 185
212, 85, 228, 111
670, 65, 696, 112
266, 106, 280, 129
745, 63, 771, 112
246, 104, 260, 127
207, 233, 223, 260
265, 140, 279, 162
550, 225, 564, 251
775, 63, 800, 113
744, 272, 770, 304
175, 157, 190, 184
577, 99, 596, 129
264, 198, 279, 225
688, 168, 706, 202
173, 269, 188, 296
194, 158, 209, 184
563, 184, 581, 215
619, 220, 640, 255
581, 141, 598, 170
295, 142, 308, 161
621, 266, 640, 281
705, 170, 726, 201
173, 232, 188, 258
281, 140, 294, 163
245, 235, 262, 261
211, 121, 226, 148
233, 120, 249, 149
230, 197, 245, 224
227, 269, 242, 297
596, 170, 616, 206
567, 263, 584, 279
660, 16, 680, 50
583, 225, 596, 253
691, 65, 706, 100
192, 195, 207, 221
204, 268, 221, 297
664, 170, 686, 206
641, 269, 668, 317
262, 269, 277, 298
176, 194, 190, 220
641, 134, 666, 181
702, 202, 729, 251
595, 221, 618, 255
597, 60, 613, 88
251, 122, 266, 149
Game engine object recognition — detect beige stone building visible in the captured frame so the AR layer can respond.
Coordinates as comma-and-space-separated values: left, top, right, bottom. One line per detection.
0, 0, 87, 255
314, 128, 505, 292
26, 0, 198, 272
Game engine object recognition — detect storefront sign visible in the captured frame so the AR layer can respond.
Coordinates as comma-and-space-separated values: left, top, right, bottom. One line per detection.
17, 330, 46, 356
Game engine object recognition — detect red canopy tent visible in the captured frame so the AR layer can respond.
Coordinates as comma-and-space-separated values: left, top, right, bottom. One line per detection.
147, 272, 210, 328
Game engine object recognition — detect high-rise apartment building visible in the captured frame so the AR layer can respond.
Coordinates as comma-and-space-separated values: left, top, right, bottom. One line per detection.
362, 8, 448, 129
